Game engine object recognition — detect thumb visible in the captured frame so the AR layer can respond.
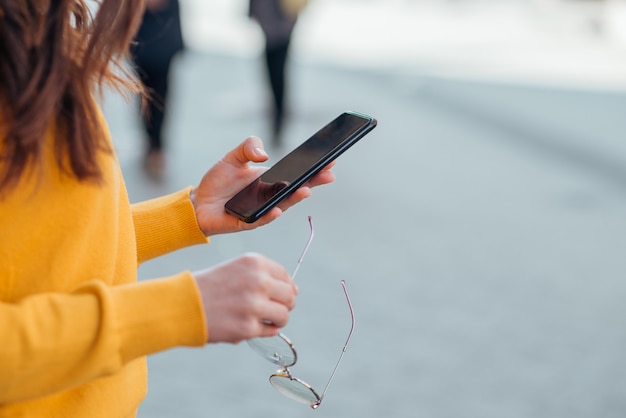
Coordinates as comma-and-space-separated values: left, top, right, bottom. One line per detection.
223, 136, 269, 166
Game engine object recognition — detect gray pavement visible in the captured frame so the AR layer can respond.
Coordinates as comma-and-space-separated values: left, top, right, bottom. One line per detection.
102, 49, 626, 418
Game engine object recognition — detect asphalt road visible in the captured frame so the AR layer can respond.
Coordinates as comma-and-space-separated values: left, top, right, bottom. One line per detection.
102, 49, 626, 418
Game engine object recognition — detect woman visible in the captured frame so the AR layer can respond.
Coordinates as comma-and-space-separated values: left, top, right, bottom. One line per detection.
0, 1, 334, 416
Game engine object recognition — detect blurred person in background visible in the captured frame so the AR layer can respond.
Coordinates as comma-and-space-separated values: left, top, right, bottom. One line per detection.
131, 0, 184, 179
0, 1, 336, 416
249, 0, 308, 146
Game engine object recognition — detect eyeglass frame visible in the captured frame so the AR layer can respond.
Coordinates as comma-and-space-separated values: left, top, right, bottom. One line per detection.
248, 216, 356, 409
267, 280, 355, 409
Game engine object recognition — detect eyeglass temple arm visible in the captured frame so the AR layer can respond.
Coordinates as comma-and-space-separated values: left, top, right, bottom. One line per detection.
291, 215, 314, 280
317, 280, 355, 405
289, 217, 355, 407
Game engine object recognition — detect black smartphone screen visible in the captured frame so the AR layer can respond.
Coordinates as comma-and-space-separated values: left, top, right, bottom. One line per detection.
225, 111, 377, 223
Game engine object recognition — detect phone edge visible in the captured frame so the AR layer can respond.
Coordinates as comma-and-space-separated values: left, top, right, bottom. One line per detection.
226, 112, 377, 223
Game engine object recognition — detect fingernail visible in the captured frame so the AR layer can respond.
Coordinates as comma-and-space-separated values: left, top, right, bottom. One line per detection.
254, 147, 268, 158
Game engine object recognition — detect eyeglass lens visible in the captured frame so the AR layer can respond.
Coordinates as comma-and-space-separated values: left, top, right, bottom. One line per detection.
269, 372, 322, 408
248, 332, 296, 367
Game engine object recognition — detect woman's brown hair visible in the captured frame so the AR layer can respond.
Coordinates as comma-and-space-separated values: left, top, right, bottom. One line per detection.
0, 0, 144, 192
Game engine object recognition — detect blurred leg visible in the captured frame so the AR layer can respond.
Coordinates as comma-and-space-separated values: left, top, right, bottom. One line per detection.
137, 59, 172, 153
264, 39, 291, 145
135, 57, 173, 179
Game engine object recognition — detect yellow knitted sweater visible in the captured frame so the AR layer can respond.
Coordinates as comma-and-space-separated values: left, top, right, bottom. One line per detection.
0, 119, 209, 417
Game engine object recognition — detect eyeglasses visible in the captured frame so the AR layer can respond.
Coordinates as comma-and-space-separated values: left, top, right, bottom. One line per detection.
247, 216, 355, 409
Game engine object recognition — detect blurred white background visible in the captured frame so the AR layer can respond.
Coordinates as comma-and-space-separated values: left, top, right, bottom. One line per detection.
181, 0, 626, 89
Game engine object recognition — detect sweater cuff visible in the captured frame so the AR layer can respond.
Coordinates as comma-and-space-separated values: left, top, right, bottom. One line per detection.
113, 272, 207, 363
132, 187, 210, 263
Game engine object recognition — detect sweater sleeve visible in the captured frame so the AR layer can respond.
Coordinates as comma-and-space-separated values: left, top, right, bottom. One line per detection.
0, 272, 207, 404
132, 187, 209, 264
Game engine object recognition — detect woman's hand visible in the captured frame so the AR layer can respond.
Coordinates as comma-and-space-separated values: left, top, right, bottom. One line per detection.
193, 253, 297, 344
191, 136, 335, 236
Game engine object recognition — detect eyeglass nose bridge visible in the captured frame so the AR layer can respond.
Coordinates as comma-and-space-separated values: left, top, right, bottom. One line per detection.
275, 364, 297, 382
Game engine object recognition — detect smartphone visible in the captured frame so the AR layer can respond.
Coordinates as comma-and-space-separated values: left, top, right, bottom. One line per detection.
225, 111, 377, 223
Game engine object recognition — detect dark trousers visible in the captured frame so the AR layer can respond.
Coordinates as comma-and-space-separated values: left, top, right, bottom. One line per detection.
264, 39, 291, 137
135, 57, 173, 152
131, 0, 183, 153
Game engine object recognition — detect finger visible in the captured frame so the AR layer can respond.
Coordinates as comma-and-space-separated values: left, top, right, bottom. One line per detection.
276, 187, 312, 212
268, 279, 298, 310
246, 137, 270, 163
266, 262, 298, 296
306, 169, 335, 188
222, 136, 268, 166
266, 261, 299, 300
258, 322, 280, 338
321, 160, 337, 170
258, 301, 291, 329
250, 178, 328, 226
